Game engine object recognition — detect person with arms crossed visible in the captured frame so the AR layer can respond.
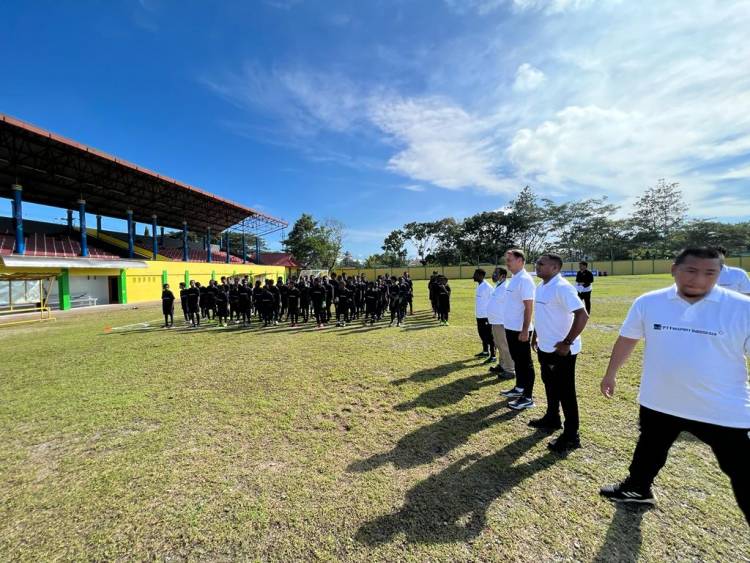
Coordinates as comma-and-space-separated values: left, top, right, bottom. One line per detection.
500, 249, 538, 410
487, 267, 516, 380
530, 254, 589, 452
599, 247, 749, 525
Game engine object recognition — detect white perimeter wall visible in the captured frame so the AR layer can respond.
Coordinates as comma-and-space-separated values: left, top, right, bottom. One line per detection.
47, 275, 111, 307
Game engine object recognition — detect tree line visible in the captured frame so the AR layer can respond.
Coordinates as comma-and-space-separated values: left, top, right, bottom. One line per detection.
282, 180, 750, 269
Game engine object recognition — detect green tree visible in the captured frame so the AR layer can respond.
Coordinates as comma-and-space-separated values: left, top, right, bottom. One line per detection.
630, 179, 689, 258
382, 229, 408, 264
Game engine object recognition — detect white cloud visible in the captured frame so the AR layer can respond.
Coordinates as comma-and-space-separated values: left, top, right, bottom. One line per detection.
369, 96, 516, 194
401, 184, 426, 192
513, 63, 545, 92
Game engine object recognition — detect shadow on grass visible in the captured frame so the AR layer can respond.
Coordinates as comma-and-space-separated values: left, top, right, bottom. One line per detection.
593, 504, 653, 563
355, 430, 557, 545
349, 403, 520, 472
391, 358, 482, 386
395, 372, 498, 411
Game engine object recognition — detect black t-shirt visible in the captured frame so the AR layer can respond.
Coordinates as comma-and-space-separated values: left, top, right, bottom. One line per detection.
309, 285, 326, 305
575, 270, 594, 288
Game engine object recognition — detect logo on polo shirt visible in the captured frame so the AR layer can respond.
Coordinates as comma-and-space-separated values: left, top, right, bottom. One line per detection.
652, 323, 719, 336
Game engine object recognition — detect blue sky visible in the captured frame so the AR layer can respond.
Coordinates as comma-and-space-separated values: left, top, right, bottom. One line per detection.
2, 0, 750, 259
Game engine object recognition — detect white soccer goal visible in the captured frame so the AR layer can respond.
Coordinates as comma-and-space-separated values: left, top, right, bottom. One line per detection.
298, 269, 329, 279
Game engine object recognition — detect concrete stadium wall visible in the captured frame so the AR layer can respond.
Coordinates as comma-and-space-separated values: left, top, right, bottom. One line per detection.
333, 257, 750, 280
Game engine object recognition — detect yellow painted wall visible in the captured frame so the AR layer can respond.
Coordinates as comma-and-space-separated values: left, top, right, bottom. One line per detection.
124, 261, 286, 303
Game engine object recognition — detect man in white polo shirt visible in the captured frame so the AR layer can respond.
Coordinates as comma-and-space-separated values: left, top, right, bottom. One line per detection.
487, 266, 516, 380
599, 248, 749, 525
531, 254, 589, 452
473, 268, 496, 362
715, 246, 750, 295
500, 249, 538, 410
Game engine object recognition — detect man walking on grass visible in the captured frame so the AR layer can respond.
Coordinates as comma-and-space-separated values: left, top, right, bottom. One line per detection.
487, 267, 516, 380
599, 247, 749, 525
473, 268, 496, 363
500, 249, 538, 410
530, 254, 589, 452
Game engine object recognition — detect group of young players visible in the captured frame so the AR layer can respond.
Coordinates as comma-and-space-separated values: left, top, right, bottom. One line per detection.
159, 272, 417, 329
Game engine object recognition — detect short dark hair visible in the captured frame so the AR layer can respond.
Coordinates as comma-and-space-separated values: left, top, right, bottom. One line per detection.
714, 245, 728, 256
674, 247, 723, 266
475, 268, 486, 277
540, 253, 563, 268
506, 248, 526, 261
494, 266, 508, 277
579, 261, 588, 267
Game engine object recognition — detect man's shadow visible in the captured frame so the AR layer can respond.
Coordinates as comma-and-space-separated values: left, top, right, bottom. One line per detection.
395, 372, 498, 411
355, 430, 558, 545
593, 504, 653, 563
348, 403, 520, 472
391, 358, 481, 387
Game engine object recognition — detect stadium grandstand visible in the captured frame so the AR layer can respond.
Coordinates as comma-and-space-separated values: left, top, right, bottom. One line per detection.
0, 113, 288, 317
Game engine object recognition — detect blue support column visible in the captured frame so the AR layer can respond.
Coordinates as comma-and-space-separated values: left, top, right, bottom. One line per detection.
126, 209, 134, 258
182, 221, 189, 262
160, 226, 164, 246
11, 184, 25, 255
206, 227, 212, 263
78, 199, 88, 257
225, 231, 230, 264
242, 231, 247, 263
66, 209, 73, 231
96, 215, 102, 236
255, 238, 261, 265
151, 214, 158, 260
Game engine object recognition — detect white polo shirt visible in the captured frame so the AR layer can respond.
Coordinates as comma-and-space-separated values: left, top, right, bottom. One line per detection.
502, 269, 537, 332
487, 279, 508, 325
619, 284, 750, 428
534, 274, 584, 355
718, 265, 750, 294
475, 279, 494, 318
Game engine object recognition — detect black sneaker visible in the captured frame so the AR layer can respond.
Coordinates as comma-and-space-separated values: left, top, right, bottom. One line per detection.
600, 481, 655, 504
488, 365, 503, 373
475, 351, 490, 357
499, 370, 516, 380
483, 356, 497, 364
500, 387, 524, 398
548, 433, 581, 452
508, 396, 535, 410
528, 417, 562, 431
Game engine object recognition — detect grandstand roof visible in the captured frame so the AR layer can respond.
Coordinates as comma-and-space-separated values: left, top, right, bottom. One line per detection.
0, 113, 287, 234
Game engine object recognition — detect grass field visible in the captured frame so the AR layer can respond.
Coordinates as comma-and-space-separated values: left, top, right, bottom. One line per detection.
1, 275, 748, 561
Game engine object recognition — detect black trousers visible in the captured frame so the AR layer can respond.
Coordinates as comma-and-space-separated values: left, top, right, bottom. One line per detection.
476, 318, 495, 355
628, 406, 749, 524
577, 291, 591, 314
537, 350, 578, 435
505, 329, 535, 398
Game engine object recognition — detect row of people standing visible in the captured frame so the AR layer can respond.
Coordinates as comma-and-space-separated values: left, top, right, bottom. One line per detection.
160, 272, 415, 329
472, 247, 749, 525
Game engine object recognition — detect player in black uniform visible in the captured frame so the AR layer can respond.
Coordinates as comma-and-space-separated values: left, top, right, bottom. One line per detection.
238, 281, 251, 325
187, 280, 200, 327
436, 275, 451, 325
228, 281, 240, 323
403, 271, 414, 315
324, 276, 335, 323
215, 280, 229, 327
179, 282, 189, 323
335, 279, 350, 326
428, 271, 439, 318
161, 283, 175, 328
389, 277, 405, 327
252, 280, 263, 320
364, 281, 378, 325
299, 278, 310, 324
310, 277, 327, 328
206, 280, 217, 320
286, 279, 301, 327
